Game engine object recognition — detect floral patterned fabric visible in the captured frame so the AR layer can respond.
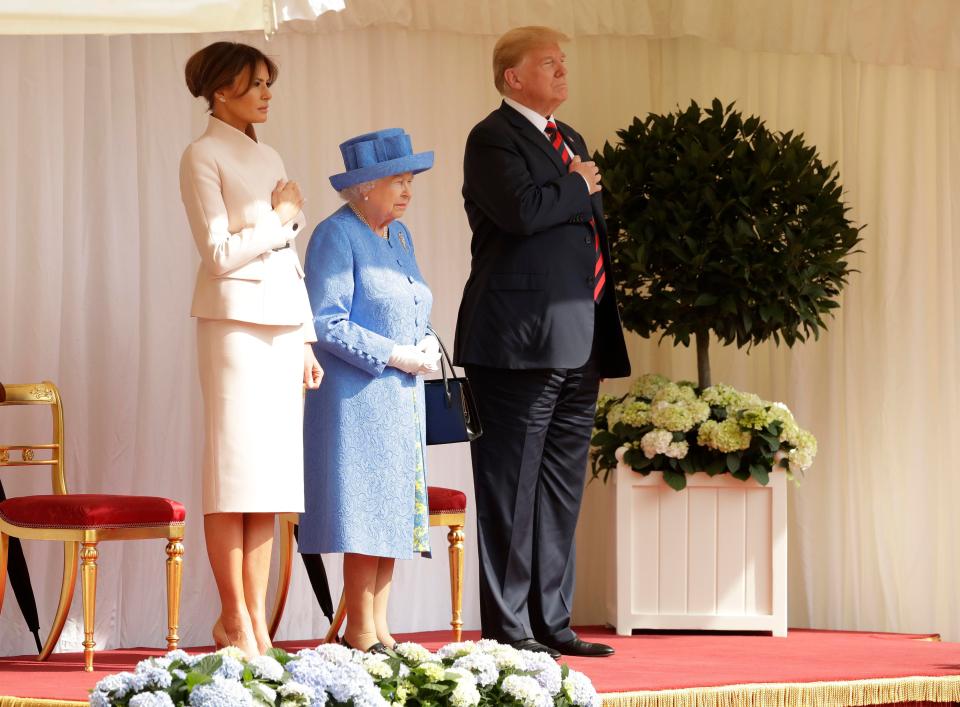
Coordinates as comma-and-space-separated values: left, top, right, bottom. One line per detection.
299, 205, 432, 559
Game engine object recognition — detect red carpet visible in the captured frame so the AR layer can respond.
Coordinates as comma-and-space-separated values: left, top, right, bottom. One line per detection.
2, 627, 960, 706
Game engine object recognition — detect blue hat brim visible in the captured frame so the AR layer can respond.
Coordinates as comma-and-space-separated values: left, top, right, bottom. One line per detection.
329, 151, 435, 191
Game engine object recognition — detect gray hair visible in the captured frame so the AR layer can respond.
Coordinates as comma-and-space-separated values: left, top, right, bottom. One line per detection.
338, 180, 377, 202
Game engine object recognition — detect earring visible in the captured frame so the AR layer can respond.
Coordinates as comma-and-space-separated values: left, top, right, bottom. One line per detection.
363, 195, 368, 201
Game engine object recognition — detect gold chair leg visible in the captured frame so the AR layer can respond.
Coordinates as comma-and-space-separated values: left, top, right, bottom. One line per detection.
447, 524, 465, 642
323, 593, 346, 644
39, 541, 79, 661
0, 533, 8, 615
80, 541, 98, 672
269, 515, 296, 639
165, 537, 184, 650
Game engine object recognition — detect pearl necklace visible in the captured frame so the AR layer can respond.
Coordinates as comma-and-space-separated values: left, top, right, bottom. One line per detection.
349, 202, 388, 240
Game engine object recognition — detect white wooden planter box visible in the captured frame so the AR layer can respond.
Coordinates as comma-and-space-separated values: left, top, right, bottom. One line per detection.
606, 449, 787, 636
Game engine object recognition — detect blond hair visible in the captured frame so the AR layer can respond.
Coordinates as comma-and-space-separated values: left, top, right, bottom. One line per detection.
492, 26, 569, 95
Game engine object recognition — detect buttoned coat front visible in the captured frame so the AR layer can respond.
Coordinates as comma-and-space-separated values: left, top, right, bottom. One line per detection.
180, 116, 315, 337
298, 205, 433, 559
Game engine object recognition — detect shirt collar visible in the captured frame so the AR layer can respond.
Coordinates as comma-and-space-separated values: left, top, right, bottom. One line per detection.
503, 97, 556, 135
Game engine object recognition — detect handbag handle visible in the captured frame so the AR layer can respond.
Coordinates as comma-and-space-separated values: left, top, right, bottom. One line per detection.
427, 325, 456, 406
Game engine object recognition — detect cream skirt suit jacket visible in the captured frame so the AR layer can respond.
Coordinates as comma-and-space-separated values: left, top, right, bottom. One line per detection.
180, 115, 317, 514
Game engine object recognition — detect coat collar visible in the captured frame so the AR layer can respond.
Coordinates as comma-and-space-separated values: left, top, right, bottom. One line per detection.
498, 100, 569, 175
204, 115, 259, 146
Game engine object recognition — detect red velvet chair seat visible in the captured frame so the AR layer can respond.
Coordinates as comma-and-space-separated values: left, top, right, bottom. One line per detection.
0, 494, 187, 529
428, 486, 467, 514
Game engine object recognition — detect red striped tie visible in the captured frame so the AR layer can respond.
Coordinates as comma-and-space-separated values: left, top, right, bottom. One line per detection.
545, 120, 606, 302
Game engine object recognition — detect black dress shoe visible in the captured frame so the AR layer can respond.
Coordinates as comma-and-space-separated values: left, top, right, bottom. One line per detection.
541, 636, 615, 657
508, 638, 561, 659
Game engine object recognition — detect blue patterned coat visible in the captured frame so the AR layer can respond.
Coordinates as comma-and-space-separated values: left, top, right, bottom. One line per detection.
298, 204, 433, 559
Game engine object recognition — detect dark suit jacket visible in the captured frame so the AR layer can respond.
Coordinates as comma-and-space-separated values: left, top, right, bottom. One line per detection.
453, 101, 630, 378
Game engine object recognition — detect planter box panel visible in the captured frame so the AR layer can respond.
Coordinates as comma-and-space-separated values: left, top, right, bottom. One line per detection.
687, 488, 718, 615
629, 486, 660, 614
657, 488, 688, 615
716, 488, 747, 615
609, 464, 787, 637
745, 487, 773, 615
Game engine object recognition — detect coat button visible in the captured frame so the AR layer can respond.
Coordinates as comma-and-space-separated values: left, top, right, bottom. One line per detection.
292, 223, 299, 231
584, 235, 592, 244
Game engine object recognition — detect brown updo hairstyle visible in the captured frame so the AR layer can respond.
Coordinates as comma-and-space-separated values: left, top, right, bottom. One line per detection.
184, 41, 279, 110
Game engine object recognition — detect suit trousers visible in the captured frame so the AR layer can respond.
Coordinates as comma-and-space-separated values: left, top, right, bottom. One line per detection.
465, 358, 600, 643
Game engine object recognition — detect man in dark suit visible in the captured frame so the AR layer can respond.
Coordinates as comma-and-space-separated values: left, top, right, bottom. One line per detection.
454, 26, 630, 658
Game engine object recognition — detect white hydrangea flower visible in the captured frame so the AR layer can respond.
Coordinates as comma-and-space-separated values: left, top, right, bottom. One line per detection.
436, 641, 477, 660
215, 646, 247, 663
640, 429, 673, 458
451, 675, 481, 707
501, 674, 553, 707
664, 440, 689, 459
417, 662, 447, 682
631, 373, 670, 400
394, 642, 435, 665
452, 652, 499, 686
277, 681, 314, 707
247, 655, 284, 682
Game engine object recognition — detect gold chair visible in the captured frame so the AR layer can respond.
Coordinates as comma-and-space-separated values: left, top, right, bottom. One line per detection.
269, 486, 467, 642
0, 381, 186, 671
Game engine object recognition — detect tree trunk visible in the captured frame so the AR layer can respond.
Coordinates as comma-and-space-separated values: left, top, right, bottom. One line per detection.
696, 330, 711, 389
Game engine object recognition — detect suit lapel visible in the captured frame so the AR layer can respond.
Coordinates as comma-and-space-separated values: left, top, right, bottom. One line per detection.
499, 101, 568, 176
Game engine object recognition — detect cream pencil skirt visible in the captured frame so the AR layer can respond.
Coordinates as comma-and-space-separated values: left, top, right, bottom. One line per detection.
197, 317, 305, 515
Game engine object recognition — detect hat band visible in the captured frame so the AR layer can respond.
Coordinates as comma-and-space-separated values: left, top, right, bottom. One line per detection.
343, 133, 414, 171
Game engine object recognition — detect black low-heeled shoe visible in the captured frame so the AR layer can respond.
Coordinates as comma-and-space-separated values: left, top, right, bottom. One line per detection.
341, 636, 389, 654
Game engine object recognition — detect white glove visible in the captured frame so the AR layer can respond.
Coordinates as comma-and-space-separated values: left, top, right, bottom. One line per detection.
388, 344, 438, 376
416, 335, 441, 373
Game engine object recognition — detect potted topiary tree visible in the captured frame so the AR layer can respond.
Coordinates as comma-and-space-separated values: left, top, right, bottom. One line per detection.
598, 98, 861, 390
591, 99, 861, 637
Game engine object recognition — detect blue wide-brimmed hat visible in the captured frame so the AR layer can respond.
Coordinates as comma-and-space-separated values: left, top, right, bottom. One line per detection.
329, 128, 434, 191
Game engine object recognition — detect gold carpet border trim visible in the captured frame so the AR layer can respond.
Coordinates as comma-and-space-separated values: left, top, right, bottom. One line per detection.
0, 698, 86, 707
4, 675, 959, 707
600, 675, 960, 707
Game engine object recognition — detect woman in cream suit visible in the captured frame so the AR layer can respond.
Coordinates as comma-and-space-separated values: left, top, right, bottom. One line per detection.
179, 41, 322, 657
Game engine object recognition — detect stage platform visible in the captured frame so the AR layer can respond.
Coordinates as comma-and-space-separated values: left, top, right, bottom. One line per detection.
2, 627, 960, 707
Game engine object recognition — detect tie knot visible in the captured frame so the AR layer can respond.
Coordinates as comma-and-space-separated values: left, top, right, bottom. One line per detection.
545, 121, 558, 136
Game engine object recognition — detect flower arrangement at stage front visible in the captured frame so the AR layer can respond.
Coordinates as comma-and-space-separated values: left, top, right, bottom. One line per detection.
88, 639, 601, 707
591, 373, 816, 490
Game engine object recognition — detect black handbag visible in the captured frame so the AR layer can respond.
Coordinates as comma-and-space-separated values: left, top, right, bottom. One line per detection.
423, 329, 483, 445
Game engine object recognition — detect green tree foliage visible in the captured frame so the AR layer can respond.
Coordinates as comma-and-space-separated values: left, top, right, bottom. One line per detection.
595, 99, 863, 387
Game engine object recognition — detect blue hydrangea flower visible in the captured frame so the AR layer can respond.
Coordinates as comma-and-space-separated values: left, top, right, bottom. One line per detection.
212, 654, 244, 681
88, 690, 111, 707
562, 669, 602, 707
164, 649, 191, 664
519, 651, 562, 695
188, 676, 253, 707
91, 671, 141, 699
133, 665, 174, 690
129, 691, 175, 707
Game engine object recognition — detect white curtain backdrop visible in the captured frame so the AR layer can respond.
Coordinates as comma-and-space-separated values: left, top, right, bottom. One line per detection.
2, 0, 960, 656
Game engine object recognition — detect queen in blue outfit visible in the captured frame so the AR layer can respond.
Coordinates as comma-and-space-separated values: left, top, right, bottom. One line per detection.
299, 129, 439, 653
